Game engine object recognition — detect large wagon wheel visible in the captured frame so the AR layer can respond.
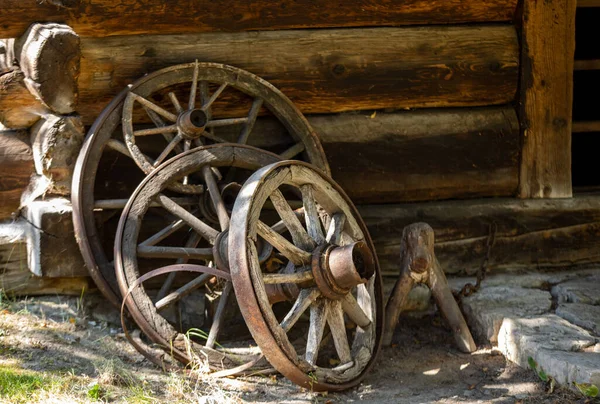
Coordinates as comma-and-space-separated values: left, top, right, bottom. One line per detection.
229, 161, 383, 391
114, 144, 282, 368
72, 62, 329, 307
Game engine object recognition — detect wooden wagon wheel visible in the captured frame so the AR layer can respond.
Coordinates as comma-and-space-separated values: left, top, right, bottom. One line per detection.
229, 161, 383, 391
114, 144, 282, 368
72, 62, 329, 307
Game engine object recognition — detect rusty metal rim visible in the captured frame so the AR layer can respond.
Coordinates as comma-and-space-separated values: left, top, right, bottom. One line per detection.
72, 62, 330, 308
229, 160, 383, 391
114, 144, 281, 366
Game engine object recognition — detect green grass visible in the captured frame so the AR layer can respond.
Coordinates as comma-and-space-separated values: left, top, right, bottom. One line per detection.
0, 367, 52, 402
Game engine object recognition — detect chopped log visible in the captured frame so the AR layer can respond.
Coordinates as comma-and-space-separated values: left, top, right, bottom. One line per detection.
0, 69, 47, 128
30, 115, 84, 195
0, 0, 517, 39
0, 131, 34, 219
15, 23, 80, 115
77, 25, 519, 124
518, 0, 576, 198
360, 194, 600, 274
211, 106, 520, 202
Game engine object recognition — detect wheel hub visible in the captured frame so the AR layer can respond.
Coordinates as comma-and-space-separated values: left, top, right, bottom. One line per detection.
177, 108, 208, 139
311, 241, 375, 300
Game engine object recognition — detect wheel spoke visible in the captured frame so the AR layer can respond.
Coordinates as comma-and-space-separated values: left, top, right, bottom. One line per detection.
200, 81, 210, 107
139, 218, 187, 247
134, 124, 179, 137
155, 272, 212, 311
271, 207, 304, 234
130, 92, 178, 122
305, 298, 329, 366
189, 60, 200, 110
237, 98, 263, 144
206, 281, 233, 349
256, 221, 311, 266
202, 165, 229, 231
202, 83, 227, 111
301, 185, 325, 244
280, 142, 306, 160
327, 300, 352, 364
137, 245, 212, 260
280, 288, 320, 332
206, 117, 248, 128
142, 107, 184, 154
106, 139, 132, 157
262, 269, 313, 284
153, 133, 182, 167
202, 131, 229, 144
341, 293, 371, 328
156, 194, 219, 243
168, 92, 184, 114
155, 232, 202, 301
269, 190, 314, 251
94, 197, 197, 210
326, 213, 346, 245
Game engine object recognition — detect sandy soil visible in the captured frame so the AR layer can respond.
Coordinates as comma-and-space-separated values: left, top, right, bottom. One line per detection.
0, 293, 590, 404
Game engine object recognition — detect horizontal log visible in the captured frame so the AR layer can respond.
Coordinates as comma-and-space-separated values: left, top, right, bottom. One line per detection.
0, 131, 34, 219
0, 0, 518, 39
78, 25, 519, 124
572, 120, 600, 133
360, 194, 600, 274
209, 106, 519, 202
0, 69, 47, 128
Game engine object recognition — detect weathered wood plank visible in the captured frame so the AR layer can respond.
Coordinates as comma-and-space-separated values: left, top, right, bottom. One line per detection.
0, 132, 33, 219
518, 0, 576, 198
360, 194, 600, 274
315, 106, 520, 203
211, 106, 519, 202
0, 0, 518, 39
78, 25, 519, 124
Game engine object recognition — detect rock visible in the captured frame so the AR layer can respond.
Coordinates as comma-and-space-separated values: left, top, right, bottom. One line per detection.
498, 315, 599, 386
556, 303, 600, 336
461, 286, 552, 343
552, 277, 600, 305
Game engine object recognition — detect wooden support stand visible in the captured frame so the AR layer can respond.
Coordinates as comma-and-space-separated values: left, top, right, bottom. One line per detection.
383, 223, 477, 353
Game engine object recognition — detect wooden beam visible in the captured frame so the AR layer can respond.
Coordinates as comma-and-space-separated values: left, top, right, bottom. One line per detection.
574, 59, 600, 70
0, 131, 33, 219
572, 121, 600, 133
360, 194, 600, 274
0, 0, 518, 39
78, 25, 519, 124
577, 0, 600, 6
518, 0, 576, 198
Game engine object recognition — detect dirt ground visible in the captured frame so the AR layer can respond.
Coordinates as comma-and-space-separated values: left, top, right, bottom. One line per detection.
0, 293, 592, 404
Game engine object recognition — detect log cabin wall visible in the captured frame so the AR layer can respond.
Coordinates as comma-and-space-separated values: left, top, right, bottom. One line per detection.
0, 0, 582, 293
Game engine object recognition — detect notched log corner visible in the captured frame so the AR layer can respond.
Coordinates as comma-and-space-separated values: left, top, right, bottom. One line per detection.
383, 222, 477, 353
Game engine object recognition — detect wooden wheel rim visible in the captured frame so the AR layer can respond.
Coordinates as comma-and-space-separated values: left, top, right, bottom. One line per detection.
229, 161, 383, 391
114, 144, 281, 367
72, 62, 329, 307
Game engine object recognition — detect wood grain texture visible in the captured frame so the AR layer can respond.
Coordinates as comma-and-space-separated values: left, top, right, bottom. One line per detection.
211, 106, 519, 202
0, 69, 47, 128
360, 194, 600, 274
0, 132, 33, 219
0, 0, 518, 39
518, 0, 576, 198
77, 25, 519, 124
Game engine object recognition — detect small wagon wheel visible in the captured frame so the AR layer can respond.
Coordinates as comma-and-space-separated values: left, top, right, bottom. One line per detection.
72, 62, 329, 307
114, 144, 282, 368
229, 161, 383, 391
